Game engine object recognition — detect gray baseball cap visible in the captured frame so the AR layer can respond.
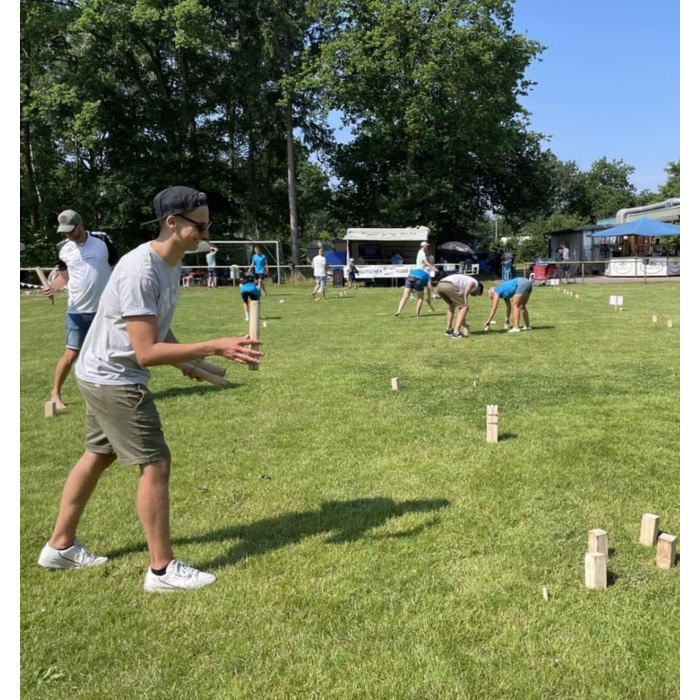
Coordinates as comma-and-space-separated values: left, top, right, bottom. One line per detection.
57, 210, 81, 233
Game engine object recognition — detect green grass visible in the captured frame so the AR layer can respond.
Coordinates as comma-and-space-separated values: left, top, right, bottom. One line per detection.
20, 279, 680, 699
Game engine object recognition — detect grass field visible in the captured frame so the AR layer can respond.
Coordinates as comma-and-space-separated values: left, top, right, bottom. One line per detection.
20, 278, 680, 699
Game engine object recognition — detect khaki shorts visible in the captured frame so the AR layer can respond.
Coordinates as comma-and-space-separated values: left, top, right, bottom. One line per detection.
436, 281, 468, 309
78, 380, 170, 466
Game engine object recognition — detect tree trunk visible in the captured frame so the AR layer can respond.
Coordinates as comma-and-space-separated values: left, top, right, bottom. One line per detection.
285, 101, 299, 265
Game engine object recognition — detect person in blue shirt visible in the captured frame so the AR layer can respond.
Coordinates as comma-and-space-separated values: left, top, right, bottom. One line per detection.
483, 277, 533, 333
394, 268, 434, 317
248, 246, 269, 296
240, 272, 262, 321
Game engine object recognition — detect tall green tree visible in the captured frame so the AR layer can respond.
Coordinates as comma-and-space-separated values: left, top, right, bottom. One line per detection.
305, 0, 546, 238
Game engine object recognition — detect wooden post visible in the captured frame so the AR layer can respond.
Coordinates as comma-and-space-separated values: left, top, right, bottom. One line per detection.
585, 552, 607, 589
588, 529, 608, 557
656, 533, 677, 569
391, 377, 401, 391
639, 513, 660, 547
248, 299, 260, 371
486, 405, 499, 443
44, 401, 56, 418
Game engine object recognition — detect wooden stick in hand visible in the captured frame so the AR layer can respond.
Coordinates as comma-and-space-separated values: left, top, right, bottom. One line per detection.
177, 363, 232, 389
35, 267, 54, 306
190, 359, 226, 377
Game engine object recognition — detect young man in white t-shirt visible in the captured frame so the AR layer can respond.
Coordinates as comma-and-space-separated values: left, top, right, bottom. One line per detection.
38, 186, 262, 592
42, 210, 120, 409
311, 248, 327, 300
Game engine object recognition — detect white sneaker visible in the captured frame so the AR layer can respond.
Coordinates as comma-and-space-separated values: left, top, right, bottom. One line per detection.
507, 327, 521, 333
144, 559, 217, 593
245, 313, 250, 321
38, 540, 109, 569
523, 326, 533, 331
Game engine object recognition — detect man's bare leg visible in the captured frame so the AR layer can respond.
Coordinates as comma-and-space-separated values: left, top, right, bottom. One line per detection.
137, 459, 174, 570
50, 348, 80, 409
48, 451, 117, 549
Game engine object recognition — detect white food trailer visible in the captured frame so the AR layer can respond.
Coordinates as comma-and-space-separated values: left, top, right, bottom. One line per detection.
343, 226, 431, 283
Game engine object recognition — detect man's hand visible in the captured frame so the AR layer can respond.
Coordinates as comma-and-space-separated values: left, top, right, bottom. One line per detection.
215, 336, 262, 366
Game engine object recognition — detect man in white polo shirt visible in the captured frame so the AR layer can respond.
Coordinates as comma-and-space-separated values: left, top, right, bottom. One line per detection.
43, 210, 119, 409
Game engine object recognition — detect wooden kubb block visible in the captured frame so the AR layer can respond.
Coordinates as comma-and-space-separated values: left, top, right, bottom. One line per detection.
391, 377, 401, 391
639, 513, 660, 547
585, 552, 607, 589
44, 401, 56, 418
588, 529, 608, 557
656, 533, 677, 569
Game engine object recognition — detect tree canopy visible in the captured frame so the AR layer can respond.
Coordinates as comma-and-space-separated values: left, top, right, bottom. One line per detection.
20, 0, 679, 265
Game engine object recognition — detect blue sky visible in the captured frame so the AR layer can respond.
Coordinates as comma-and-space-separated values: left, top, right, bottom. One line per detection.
511, 0, 680, 193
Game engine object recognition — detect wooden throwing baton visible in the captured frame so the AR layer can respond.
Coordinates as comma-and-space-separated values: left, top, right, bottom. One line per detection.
35, 267, 54, 306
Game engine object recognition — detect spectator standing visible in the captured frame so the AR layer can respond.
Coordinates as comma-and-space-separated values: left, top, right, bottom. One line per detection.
347, 258, 359, 290
206, 245, 219, 287
311, 248, 327, 300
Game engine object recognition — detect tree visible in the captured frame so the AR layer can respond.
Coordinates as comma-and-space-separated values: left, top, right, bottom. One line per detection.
305, 0, 546, 238
657, 160, 680, 200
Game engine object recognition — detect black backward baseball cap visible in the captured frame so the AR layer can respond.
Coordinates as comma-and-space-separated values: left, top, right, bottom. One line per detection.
143, 186, 208, 225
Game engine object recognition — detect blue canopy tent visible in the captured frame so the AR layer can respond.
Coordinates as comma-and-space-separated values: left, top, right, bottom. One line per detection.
589, 217, 680, 237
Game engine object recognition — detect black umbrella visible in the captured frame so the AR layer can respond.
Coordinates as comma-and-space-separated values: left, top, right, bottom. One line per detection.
437, 241, 475, 255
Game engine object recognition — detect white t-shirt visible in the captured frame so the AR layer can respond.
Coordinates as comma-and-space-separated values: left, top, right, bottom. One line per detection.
76, 242, 182, 386
441, 274, 478, 295
416, 249, 429, 270
312, 255, 326, 276
56, 233, 114, 314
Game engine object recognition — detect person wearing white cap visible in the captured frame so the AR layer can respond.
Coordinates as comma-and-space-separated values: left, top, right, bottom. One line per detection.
416, 240, 438, 300
42, 210, 120, 409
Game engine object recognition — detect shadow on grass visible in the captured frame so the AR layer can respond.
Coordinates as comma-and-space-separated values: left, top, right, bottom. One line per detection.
152, 383, 243, 400
176, 497, 451, 571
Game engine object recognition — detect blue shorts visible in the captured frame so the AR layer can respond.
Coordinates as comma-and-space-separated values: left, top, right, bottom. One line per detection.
404, 275, 426, 292
208, 268, 217, 278
66, 313, 96, 350
315, 275, 327, 287
515, 278, 533, 295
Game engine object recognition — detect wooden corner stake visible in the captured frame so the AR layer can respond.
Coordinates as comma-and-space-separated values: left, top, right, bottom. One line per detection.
486, 405, 499, 443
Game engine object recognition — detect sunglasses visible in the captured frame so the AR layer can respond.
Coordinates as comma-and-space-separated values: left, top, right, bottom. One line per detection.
177, 214, 211, 233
